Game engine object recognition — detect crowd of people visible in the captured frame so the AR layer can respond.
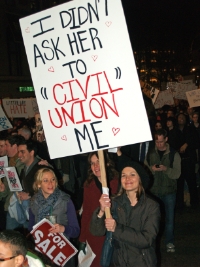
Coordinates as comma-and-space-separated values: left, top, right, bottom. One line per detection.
0, 100, 199, 266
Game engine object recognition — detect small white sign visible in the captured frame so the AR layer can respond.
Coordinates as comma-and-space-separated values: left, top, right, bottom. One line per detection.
0, 156, 8, 178
186, 89, 200, 108
3, 167, 23, 191
2, 98, 38, 118
0, 106, 13, 131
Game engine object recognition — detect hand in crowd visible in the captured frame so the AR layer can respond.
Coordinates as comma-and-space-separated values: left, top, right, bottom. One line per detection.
99, 194, 111, 213
37, 132, 45, 142
18, 192, 30, 201
116, 147, 122, 156
38, 159, 49, 166
0, 182, 5, 192
152, 164, 167, 172
49, 224, 65, 233
179, 143, 188, 153
105, 218, 116, 232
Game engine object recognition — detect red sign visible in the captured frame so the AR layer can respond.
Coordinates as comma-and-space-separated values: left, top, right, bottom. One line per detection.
31, 219, 77, 266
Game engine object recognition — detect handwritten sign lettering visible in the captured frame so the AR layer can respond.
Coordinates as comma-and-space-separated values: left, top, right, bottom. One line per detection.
186, 89, 200, 108
20, 0, 152, 159
2, 99, 38, 118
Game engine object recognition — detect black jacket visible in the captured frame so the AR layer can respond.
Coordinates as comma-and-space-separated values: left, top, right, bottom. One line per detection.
90, 193, 160, 267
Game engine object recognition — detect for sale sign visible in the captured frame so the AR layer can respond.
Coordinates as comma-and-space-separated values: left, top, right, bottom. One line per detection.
31, 219, 77, 266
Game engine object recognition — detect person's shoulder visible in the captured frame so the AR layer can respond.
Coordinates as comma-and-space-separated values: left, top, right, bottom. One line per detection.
145, 194, 159, 207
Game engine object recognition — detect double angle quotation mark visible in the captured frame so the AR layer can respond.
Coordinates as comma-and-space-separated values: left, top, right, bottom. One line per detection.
41, 87, 48, 100
115, 67, 121, 79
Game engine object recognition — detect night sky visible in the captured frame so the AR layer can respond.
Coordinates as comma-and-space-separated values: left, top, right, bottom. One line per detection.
121, 0, 200, 51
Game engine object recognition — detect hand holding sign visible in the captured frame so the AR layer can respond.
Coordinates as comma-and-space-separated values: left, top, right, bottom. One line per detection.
31, 219, 77, 267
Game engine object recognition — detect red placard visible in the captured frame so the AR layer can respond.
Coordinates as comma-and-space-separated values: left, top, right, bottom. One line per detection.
31, 219, 77, 266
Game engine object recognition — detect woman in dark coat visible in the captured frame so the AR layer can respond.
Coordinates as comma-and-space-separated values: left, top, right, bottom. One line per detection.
90, 161, 160, 267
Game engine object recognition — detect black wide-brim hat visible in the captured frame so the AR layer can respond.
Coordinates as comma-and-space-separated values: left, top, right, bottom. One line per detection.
120, 160, 150, 190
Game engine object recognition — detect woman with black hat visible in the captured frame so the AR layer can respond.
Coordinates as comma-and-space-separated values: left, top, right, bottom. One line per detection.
90, 161, 160, 267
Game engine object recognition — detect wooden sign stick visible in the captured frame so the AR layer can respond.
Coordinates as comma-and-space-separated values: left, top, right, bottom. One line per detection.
98, 150, 111, 218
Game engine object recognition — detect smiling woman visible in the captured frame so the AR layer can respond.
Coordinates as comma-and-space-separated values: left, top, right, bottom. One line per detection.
90, 160, 161, 267
78, 151, 119, 267
29, 168, 80, 266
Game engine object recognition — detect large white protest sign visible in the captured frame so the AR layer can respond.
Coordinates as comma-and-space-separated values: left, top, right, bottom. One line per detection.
186, 89, 200, 108
0, 106, 13, 131
154, 90, 174, 109
2, 99, 38, 118
20, 0, 152, 159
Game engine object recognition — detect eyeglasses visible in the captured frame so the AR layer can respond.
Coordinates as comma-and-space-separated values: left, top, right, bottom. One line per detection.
0, 255, 17, 261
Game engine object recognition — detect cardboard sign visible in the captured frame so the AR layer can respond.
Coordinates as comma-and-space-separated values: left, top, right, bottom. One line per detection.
31, 219, 77, 266
0, 106, 13, 131
186, 89, 200, 108
20, 0, 152, 159
173, 83, 196, 100
154, 90, 174, 109
2, 99, 38, 118
0, 156, 8, 178
3, 167, 23, 191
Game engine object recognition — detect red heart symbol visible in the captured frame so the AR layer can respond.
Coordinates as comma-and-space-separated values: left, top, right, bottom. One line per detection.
61, 135, 67, 141
48, 66, 54, 72
112, 128, 120, 136
92, 55, 98, 61
105, 21, 112, 27
25, 27, 30, 33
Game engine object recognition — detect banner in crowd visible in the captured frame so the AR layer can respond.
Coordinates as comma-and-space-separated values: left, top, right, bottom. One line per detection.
0, 156, 8, 178
2, 98, 39, 118
154, 90, 174, 109
3, 167, 22, 191
186, 89, 200, 108
20, 0, 152, 158
0, 105, 13, 131
31, 219, 77, 266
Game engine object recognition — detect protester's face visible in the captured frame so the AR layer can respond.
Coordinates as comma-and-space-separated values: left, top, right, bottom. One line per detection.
35, 114, 43, 132
0, 141, 7, 157
121, 167, 140, 192
0, 241, 21, 267
155, 122, 162, 131
192, 114, 199, 123
167, 111, 174, 117
187, 107, 193, 115
39, 171, 57, 198
178, 114, 186, 126
155, 135, 167, 151
90, 154, 101, 179
18, 145, 34, 166
166, 120, 173, 129
5, 141, 17, 157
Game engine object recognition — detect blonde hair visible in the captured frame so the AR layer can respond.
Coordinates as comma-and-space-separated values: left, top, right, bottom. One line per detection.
33, 168, 58, 192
